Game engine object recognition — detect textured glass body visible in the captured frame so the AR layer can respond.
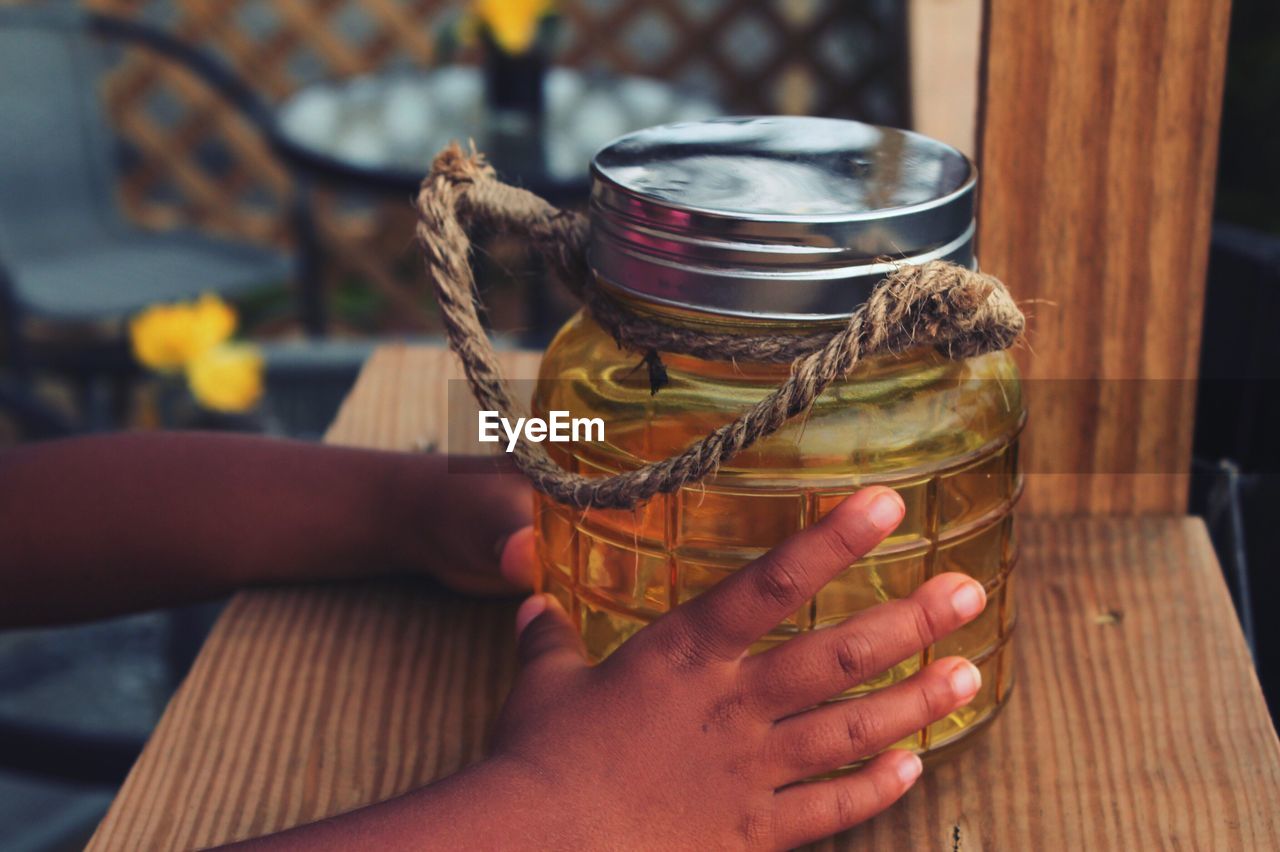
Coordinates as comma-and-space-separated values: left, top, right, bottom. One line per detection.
532, 308, 1025, 761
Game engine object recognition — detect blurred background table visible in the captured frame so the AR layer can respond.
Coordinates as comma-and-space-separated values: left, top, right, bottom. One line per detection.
86, 346, 1280, 851
271, 65, 719, 341
274, 66, 721, 201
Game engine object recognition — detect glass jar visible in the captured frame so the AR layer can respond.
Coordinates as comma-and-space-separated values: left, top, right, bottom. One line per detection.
531, 117, 1024, 763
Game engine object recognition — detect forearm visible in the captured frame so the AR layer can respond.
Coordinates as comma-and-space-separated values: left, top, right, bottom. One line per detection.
0, 432, 432, 626
218, 758, 557, 851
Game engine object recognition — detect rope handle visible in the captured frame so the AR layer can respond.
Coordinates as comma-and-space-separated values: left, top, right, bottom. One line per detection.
415, 144, 1025, 510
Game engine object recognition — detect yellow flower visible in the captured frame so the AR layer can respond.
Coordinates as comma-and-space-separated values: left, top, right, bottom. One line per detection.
185, 342, 265, 414
130, 294, 237, 372
473, 0, 554, 55
189, 292, 237, 354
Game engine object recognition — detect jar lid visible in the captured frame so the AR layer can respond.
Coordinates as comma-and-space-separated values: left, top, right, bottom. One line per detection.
588, 116, 976, 321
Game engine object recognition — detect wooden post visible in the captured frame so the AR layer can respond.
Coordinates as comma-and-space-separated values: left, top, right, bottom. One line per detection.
975, 0, 1232, 514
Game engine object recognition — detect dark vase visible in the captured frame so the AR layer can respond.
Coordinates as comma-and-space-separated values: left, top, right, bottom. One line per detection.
479, 24, 550, 175
481, 29, 546, 124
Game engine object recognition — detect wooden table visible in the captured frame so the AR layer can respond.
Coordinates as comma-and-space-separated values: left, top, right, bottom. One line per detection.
89, 346, 1280, 850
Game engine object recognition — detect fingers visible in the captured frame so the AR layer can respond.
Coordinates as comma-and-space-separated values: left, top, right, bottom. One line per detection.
660, 488, 905, 664
746, 572, 986, 716
498, 526, 536, 590
515, 594, 585, 668
771, 750, 922, 849
769, 656, 979, 783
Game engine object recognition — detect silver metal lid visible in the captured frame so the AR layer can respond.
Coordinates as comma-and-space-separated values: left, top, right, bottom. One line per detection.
588, 116, 976, 321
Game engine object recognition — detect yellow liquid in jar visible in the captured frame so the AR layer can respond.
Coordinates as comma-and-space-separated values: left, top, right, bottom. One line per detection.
533, 309, 1024, 763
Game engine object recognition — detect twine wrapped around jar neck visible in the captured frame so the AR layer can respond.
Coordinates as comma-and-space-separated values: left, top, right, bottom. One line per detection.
415, 144, 1025, 510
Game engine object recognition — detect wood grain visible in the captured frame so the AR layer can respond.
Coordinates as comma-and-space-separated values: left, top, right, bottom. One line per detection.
88, 346, 1280, 851
976, 0, 1232, 514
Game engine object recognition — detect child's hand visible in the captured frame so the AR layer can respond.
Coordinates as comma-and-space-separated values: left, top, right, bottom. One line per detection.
392, 454, 534, 595
490, 486, 986, 849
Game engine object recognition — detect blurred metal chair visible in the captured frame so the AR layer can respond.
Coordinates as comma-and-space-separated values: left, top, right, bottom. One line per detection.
0, 7, 319, 821
0, 6, 321, 429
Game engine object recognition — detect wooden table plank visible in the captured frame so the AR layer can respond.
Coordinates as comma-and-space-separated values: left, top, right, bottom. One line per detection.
89, 346, 1280, 850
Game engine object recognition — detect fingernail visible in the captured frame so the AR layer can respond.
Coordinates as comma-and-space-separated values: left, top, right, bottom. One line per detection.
951, 581, 986, 620
499, 527, 537, 589
949, 660, 981, 697
866, 492, 905, 532
514, 595, 548, 637
896, 752, 923, 785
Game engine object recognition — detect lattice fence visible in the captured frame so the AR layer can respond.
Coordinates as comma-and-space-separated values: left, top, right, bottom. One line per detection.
82, 0, 908, 333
